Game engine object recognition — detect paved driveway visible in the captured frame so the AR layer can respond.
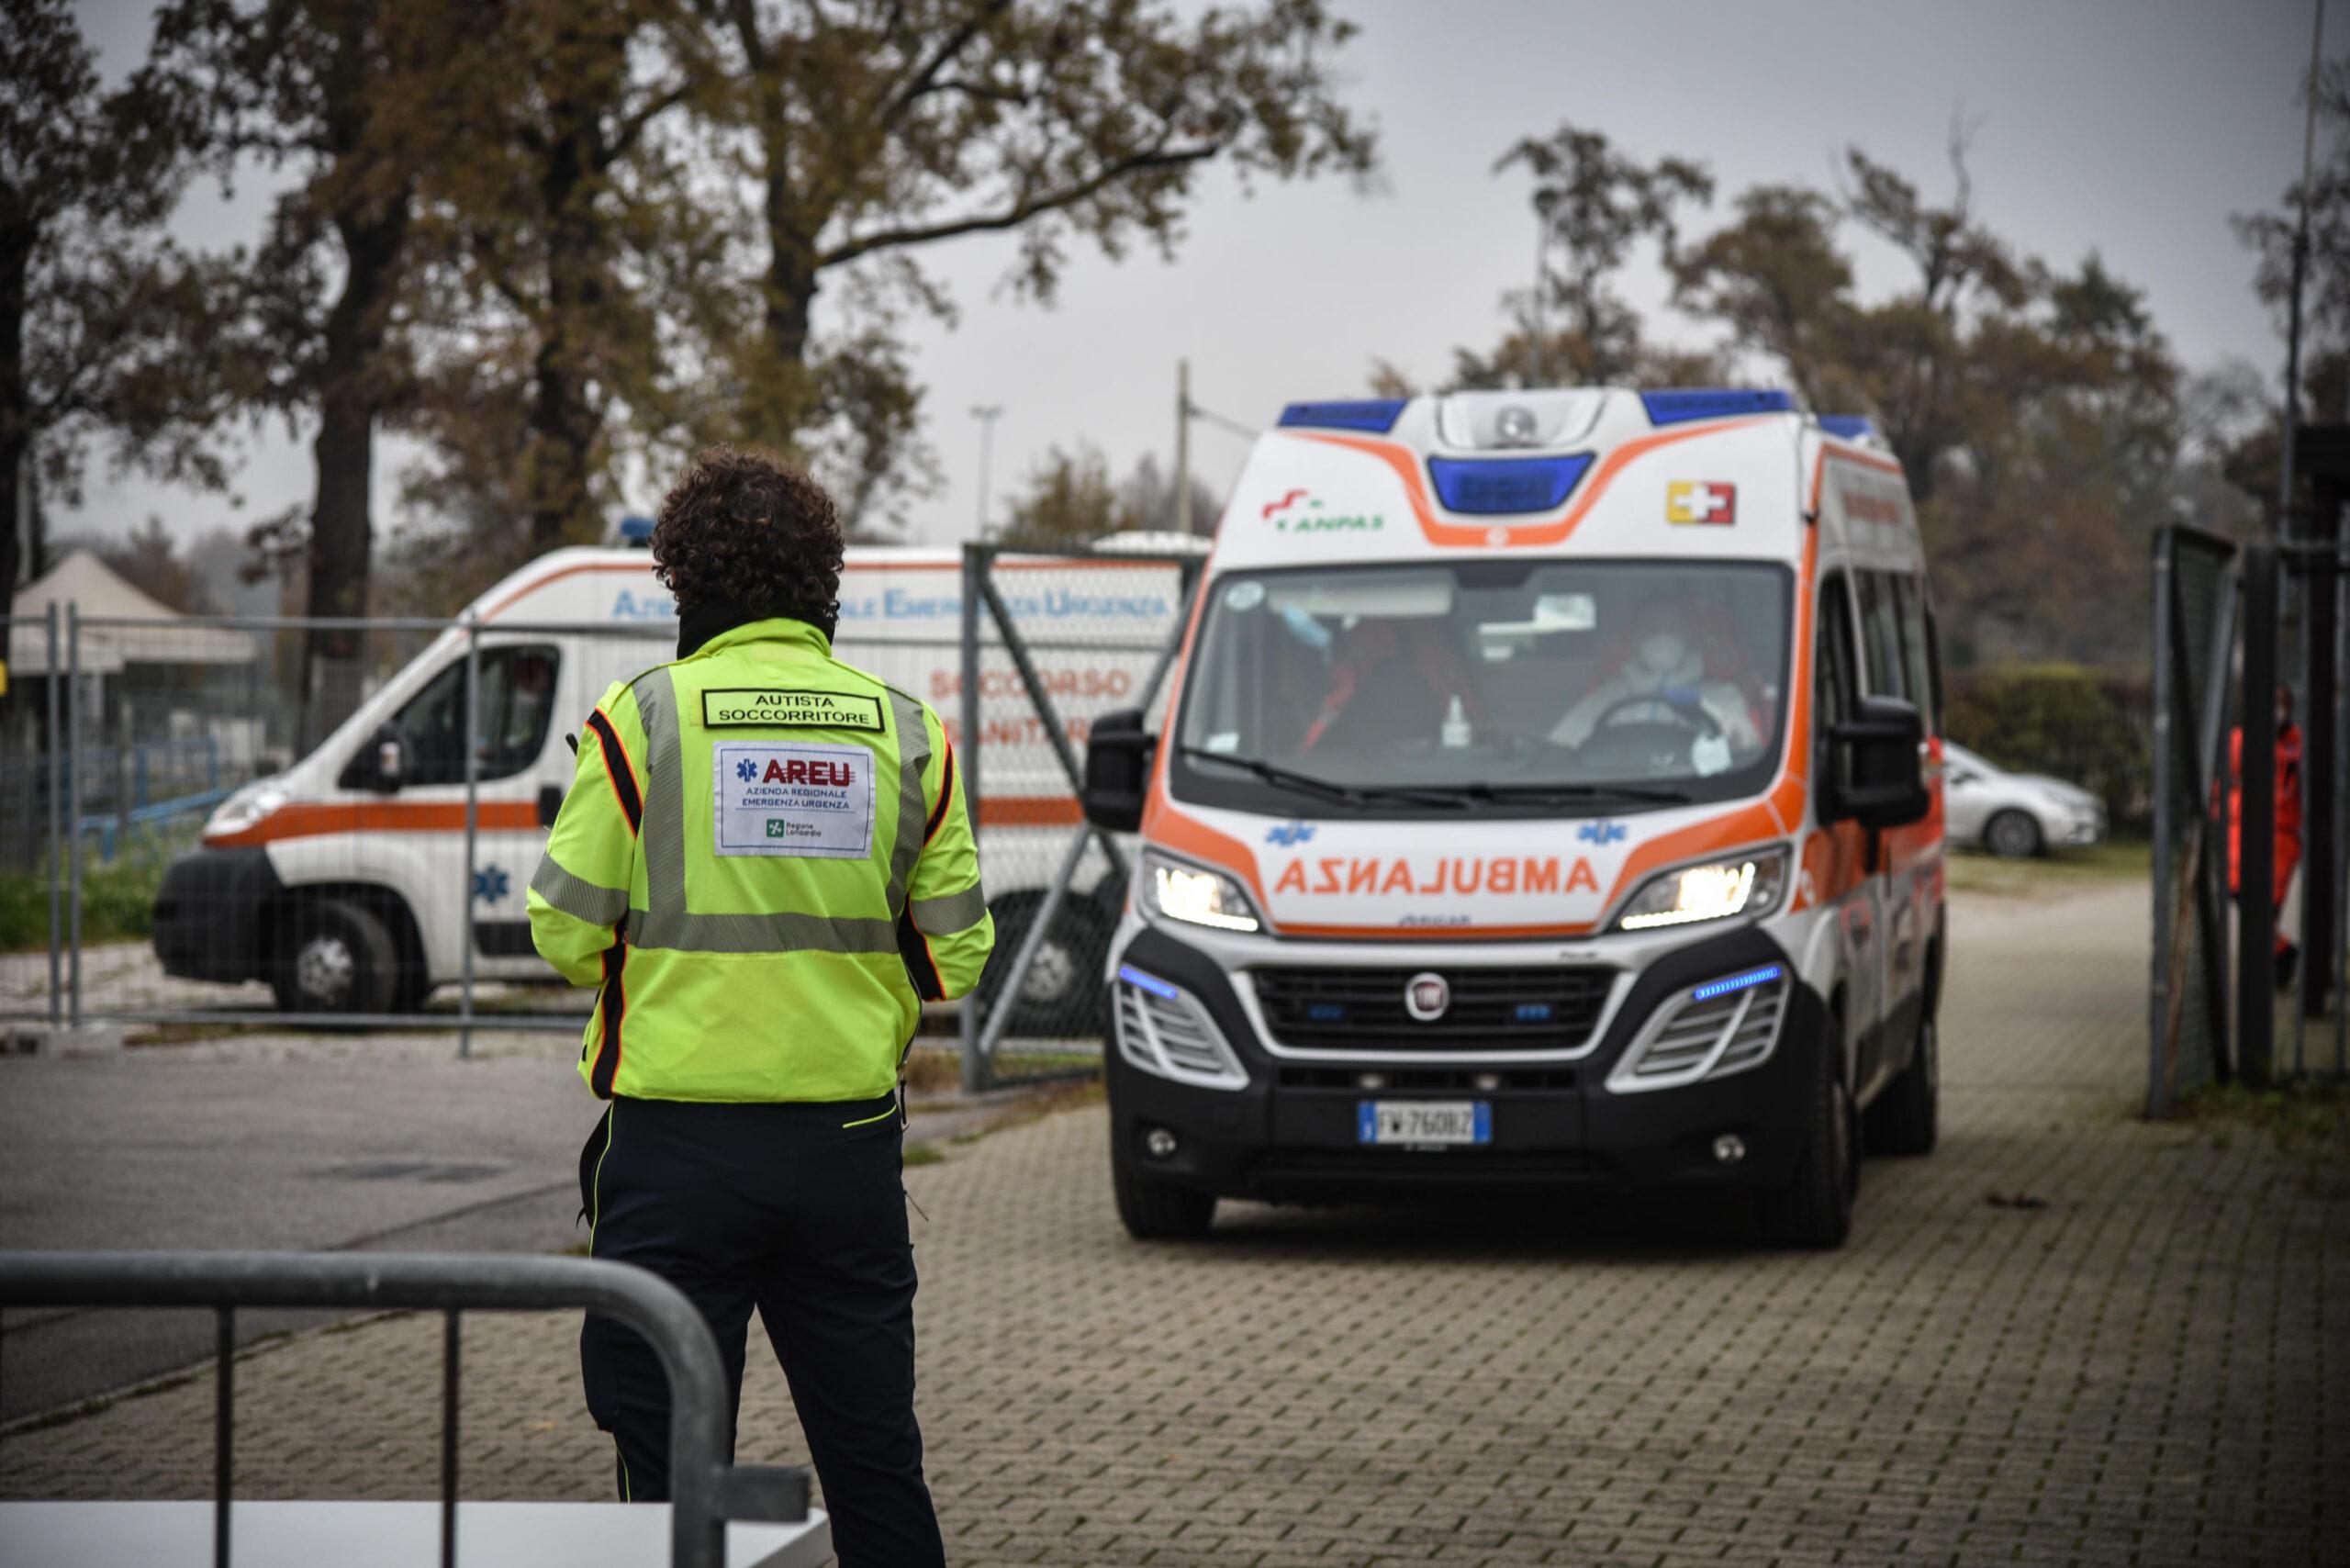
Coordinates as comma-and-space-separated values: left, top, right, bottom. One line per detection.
4, 879, 2345, 1566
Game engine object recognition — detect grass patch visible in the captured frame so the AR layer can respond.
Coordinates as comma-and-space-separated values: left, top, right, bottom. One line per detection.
902, 1141, 944, 1168
0, 825, 198, 953
1944, 837, 2149, 898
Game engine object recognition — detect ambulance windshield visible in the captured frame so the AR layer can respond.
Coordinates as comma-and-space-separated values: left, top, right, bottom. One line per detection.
1173, 559, 1791, 812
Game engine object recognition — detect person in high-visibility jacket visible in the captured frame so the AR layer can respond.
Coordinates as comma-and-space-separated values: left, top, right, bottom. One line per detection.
529, 448, 990, 1567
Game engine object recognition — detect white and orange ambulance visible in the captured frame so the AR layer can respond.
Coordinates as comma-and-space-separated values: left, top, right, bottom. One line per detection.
1080, 387, 1942, 1247
153, 541, 1192, 1024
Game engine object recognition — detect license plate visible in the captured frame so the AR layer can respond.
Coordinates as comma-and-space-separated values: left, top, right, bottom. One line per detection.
1357, 1101, 1491, 1146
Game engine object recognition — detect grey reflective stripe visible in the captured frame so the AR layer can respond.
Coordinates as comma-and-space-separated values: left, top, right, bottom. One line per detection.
910, 883, 988, 935
883, 689, 931, 916
626, 908, 900, 955
531, 857, 628, 927
631, 667, 687, 913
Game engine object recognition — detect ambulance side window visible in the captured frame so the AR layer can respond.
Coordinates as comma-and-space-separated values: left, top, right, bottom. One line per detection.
391, 644, 562, 787
1855, 572, 1907, 701
1892, 576, 1937, 734
1816, 574, 1857, 788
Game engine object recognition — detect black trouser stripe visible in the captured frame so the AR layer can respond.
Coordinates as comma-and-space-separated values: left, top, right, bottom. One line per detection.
592, 935, 627, 1096
585, 711, 643, 834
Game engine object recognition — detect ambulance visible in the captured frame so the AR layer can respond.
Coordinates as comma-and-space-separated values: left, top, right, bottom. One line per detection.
1081, 387, 1942, 1248
151, 541, 1192, 1023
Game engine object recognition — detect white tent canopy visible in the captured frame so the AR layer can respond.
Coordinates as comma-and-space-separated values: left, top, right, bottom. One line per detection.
7, 551, 261, 677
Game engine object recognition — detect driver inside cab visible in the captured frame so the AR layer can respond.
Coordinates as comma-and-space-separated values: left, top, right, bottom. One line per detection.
1550, 594, 1763, 771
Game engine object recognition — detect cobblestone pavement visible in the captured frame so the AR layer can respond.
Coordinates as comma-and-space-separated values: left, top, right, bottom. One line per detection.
5, 880, 2346, 1566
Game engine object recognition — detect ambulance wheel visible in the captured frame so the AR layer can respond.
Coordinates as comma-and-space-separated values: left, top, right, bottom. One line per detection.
1113, 1163, 1217, 1240
1984, 810, 2042, 859
1865, 1016, 1939, 1157
1758, 1021, 1855, 1249
272, 898, 397, 1016
979, 890, 1111, 1038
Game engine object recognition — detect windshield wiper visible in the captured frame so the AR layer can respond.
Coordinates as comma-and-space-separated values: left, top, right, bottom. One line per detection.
1177, 747, 1473, 810
1179, 746, 1361, 803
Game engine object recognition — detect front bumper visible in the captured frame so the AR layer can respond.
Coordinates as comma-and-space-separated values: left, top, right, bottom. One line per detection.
1107, 921, 1824, 1202
152, 846, 279, 983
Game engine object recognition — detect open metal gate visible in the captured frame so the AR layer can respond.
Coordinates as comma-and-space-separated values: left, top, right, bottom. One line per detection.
954, 541, 1203, 1092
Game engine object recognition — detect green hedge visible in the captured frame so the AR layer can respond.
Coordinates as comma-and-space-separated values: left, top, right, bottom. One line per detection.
0, 828, 193, 954
1942, 665, 2152, 835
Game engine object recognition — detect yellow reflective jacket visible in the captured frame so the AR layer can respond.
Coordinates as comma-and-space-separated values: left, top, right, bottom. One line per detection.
528, 617, 993, 1103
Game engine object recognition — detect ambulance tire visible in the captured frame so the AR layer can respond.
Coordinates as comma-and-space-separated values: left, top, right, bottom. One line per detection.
1758, 1018, 1855, 1249
979, 890, 1111, 1038
1983, 809, 2042, 859
271, 898, 397, 1017
1865, 1016, 1939, 1157
1113, 1163, 1217, 1240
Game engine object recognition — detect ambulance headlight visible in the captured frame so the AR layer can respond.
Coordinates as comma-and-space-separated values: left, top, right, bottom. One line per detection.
204, 781, 288, 842
1612, 847, 1788, 932
1145, 853, 1262, 934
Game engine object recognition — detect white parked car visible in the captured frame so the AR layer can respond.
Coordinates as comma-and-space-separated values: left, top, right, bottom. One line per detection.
1941, 740, 2106, 857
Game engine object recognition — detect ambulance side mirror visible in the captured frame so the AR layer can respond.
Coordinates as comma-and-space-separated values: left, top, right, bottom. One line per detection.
1082, 708, 1155, 833
1829, 697, 1929, 829
366, 724, 407, 793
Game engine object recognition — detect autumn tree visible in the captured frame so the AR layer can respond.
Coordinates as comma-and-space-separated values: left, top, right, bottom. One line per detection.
149, 0, 477, 722
1, 0, 218, 597
997, 442, 1134, 548
1376, 123, 1718, 395
688, 0, 1376, 532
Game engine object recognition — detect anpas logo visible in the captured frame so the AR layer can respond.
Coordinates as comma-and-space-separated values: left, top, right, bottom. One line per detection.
610, 588, 677, 620
1263, 490, 1382, 534
1264, 822, 1316, 846
1272, 856, 1600, 896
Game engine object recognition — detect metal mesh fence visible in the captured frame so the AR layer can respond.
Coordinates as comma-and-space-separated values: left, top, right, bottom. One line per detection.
2149, 527, 2238, 1114
5, 554, 1199, 1084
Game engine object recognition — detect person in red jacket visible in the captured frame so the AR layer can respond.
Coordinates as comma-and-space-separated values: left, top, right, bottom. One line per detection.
2229, 684, 2304, 990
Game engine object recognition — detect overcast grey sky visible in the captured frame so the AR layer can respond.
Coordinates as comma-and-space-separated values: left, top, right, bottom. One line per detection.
64, 0, 2321, 551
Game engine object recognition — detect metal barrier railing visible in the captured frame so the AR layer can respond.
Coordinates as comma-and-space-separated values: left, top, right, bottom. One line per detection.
0, 1250, 810, 1568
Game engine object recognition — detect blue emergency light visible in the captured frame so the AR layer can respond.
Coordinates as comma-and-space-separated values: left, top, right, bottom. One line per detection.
1639, 388, 1797, 426
1690, 964, 1784, 1002
1116, 964, 1183, 1002
1426, 454, 1594, 515
1818, 414, 1877, 442
1278, 398, 1407, 433
617, 515, 655, 545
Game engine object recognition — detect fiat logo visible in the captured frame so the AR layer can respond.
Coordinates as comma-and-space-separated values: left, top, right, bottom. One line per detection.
1404, 971, 1450, 1022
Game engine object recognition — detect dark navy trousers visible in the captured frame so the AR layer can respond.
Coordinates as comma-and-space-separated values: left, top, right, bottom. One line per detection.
579, 1093, 945, 1567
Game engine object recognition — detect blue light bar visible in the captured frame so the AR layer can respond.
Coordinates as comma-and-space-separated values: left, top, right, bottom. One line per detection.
1639, 388, 1797, 426
618, 514, 655, 543
1116, 964, 1182, 1002
1818, 415, 1876, 442
1691, 964, 1784, 1002
1427, 454, 1594, 515
1278, 398, 1407, 433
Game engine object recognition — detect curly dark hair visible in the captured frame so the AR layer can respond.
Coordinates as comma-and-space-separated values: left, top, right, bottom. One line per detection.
648, 446, 844, 620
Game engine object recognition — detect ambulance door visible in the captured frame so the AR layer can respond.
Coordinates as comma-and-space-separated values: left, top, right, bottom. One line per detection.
1815, 570, 1882, 1087
466, 640, 566, 975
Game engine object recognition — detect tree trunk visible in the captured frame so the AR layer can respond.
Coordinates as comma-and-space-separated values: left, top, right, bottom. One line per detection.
301, 200, 408, 738
526, 69, 606, 553
0, 221, 32, 599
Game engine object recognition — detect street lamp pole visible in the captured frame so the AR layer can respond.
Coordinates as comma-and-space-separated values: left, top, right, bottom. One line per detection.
970, 405, 1004, 540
